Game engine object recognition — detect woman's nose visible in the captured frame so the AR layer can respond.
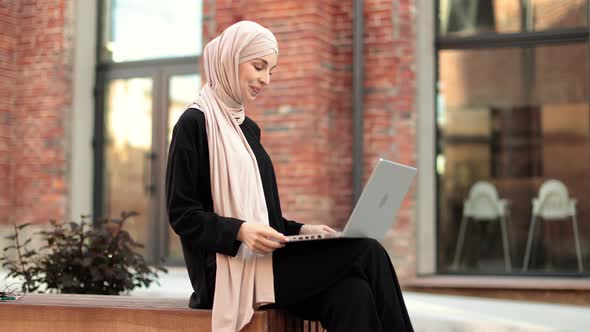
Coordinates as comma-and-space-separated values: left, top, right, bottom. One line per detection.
260, 71, 270, 85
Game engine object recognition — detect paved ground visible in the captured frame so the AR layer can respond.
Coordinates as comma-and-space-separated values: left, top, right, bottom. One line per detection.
128, 268, 590, 332
406, 292, 590, 332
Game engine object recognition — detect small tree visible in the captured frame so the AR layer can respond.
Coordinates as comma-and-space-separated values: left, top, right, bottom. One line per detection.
1, 212, 167, 295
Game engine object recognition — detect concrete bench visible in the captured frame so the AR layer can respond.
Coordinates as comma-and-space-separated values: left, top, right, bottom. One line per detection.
0, 293, 325, 332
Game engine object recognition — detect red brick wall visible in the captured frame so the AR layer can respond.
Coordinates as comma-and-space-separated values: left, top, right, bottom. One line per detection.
2, 0, 72, 225
363, 0, 417, 278
204, 0, 357, 228
328, 0, 355, 228
204, 0, 417, 278
3, 0, 417, 278
0, 1, 17, 224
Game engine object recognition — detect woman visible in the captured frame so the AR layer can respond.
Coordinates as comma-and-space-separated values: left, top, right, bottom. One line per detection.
166, 21, 413, 332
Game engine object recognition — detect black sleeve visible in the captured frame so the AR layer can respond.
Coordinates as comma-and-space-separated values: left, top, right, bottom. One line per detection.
166, 110, 244, 256
283, 217, 304, 235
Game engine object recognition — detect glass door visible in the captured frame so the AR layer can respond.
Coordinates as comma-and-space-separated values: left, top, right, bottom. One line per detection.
101, 73, 157, 259
96, 64, 200, 264
157, 71, 202, 264
96, 0, 203, 265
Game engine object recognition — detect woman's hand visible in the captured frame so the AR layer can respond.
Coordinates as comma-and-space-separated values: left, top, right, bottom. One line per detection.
299, 224, 337, 235
237, 222, 289, 255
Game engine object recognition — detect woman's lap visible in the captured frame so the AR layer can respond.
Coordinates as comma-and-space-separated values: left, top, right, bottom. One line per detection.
271, 237, 413, 331
271, 237, 387, 305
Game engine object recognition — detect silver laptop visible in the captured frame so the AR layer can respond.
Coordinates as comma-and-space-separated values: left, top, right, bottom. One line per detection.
286, 158, 417, 242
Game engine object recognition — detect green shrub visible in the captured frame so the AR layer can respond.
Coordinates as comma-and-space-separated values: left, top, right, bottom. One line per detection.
1, 211, 167, 295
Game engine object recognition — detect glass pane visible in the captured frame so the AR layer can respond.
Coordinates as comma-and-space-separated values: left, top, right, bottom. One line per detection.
437, 44, 590, 274
168, 74, 201, 143
101, 0, 203, 62
167, 74, 201, 261
532, 0, 588, 31
438, 0, 587, 36
104, 78, 153, 256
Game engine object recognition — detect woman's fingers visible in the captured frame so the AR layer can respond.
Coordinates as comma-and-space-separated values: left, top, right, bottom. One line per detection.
260, 227, 289, 243
248, 227, 287, 254
300, 224, 337, 235
258, 236, 284, 249
322, 225, 337, 233
251, 237, 283, 254
238, 222, 289, 254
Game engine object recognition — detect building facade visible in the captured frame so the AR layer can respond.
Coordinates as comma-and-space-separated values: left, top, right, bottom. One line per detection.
1, 0, 589, 303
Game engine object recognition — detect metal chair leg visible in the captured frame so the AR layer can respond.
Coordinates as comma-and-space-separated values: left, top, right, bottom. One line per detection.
452, 215, 469, 270
572, 215, 584, 273
523, 216, 537, 272
500, 216, 511, 272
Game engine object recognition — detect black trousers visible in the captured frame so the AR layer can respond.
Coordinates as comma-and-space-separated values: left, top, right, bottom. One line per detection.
271, 238, 413, 332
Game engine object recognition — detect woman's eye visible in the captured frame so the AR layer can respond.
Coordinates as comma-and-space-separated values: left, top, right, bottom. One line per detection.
254, 65, 263, 71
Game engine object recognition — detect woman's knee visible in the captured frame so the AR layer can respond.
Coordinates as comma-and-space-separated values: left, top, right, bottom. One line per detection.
356, 238, 388, 258
363, 237, 382, 248
352, 238, 397, 277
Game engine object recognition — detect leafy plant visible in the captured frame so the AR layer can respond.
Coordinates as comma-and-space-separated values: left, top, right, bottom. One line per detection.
1, 223, 43, 293
1, 212, 167, 295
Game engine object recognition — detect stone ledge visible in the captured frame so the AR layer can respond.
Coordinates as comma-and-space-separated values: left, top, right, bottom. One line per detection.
0, 293, 324, 332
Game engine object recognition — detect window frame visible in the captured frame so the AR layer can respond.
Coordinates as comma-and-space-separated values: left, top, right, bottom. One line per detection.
416, 0, 590, 278
93, 1, 202, 265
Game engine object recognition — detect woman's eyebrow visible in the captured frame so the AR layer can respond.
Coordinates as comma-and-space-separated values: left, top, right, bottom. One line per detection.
257, 59, 277, 70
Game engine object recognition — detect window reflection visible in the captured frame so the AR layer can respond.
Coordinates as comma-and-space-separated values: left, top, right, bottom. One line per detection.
104, 78, 153, 256
438, 0, 588, 36
532, 0, 588, 31
101, 0, 203, 62
437, 44, 590, 274
167, 74, 201, 261
168, 75, 201, 144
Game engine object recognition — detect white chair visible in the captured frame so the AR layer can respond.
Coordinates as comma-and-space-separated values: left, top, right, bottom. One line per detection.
522, 179, 584, 272
452, 181, 512, 271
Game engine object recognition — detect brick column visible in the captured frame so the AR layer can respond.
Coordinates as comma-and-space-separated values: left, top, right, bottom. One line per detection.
9, 0, 72, 225
0, 1, 17, 224
363, 0, 417, 279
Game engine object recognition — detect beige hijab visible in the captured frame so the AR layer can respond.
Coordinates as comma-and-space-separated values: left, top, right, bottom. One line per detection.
187, 21, 279, 332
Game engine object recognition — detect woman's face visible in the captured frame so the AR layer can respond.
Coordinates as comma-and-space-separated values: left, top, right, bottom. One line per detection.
238, 52, 277, 102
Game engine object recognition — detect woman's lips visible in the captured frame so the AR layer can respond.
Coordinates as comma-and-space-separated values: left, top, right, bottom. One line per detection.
250, 86, 262, 95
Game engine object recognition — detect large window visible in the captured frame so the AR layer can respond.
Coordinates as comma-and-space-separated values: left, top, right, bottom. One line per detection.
439, 0, 588, 36
95, 0, 203, 265
100, 0, 202, 62
436, 0, 590, 275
